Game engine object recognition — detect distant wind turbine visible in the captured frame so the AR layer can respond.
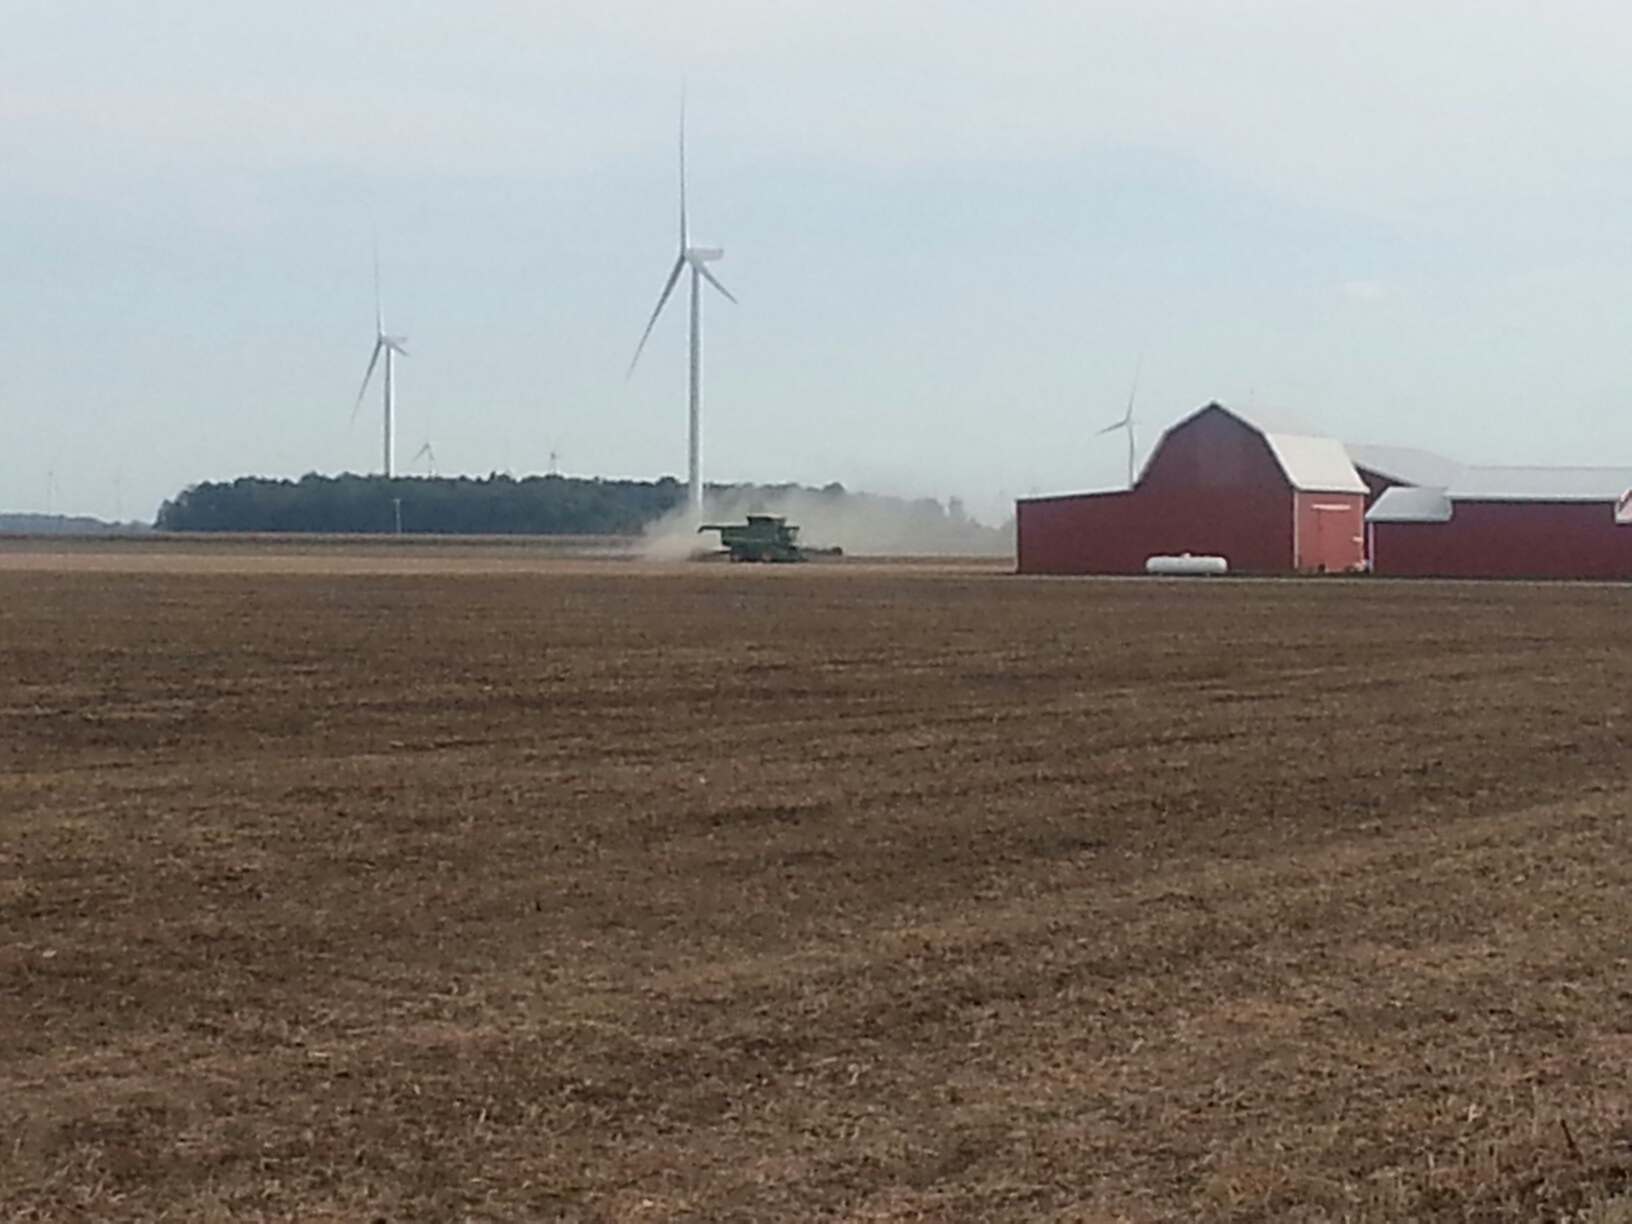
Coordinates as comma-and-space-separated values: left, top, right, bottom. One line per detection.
412, 441, 437, 477
351, 254, 408, 478
627, 96, 737, 521
1097, 359, 1142, 488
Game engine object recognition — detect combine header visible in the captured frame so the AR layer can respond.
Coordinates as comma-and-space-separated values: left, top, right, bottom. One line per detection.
697, 515, 842, 563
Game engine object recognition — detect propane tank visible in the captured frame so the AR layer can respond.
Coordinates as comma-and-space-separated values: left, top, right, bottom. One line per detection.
1144, 553, 1229, 576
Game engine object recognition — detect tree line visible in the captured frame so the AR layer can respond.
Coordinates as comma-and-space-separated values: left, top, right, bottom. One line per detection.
156, 473, 688, 535
154, 473, 1016, 554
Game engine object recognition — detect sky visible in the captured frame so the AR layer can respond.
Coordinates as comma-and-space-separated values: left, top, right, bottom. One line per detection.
5, 1, 1632, 524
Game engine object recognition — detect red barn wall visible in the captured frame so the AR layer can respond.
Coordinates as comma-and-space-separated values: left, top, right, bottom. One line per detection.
1372, 501, 1632, 579
1017, 407, 1298, 575
1355, 468, 1399, 503
1293, 492, 1366, 573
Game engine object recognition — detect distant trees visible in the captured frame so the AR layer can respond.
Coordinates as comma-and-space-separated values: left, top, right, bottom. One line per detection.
154, 472, 1017, 555
156, 473, 687, 535
0, 514, 149, 536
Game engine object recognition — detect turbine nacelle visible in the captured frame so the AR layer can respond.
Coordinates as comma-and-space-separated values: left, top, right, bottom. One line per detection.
629, 245, 737, 378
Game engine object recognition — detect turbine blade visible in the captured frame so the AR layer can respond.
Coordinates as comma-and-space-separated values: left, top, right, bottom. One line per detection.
373, 240, 384, 336
350, 338, 385, 427
697, 261, 737, 304
627, 255, 687, 376
1122, 354, 1143, 426
678, 87, 689, 249
1095, 420, 1124, 436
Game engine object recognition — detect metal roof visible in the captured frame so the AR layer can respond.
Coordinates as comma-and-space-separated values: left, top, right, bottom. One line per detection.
1347, 441, 1632, 508
1365, 486, 1453, 523
1203, 403, 1369, 494
1365, 466, 1632, 522
1446, 466, 1632, 502
1262, 434, 1369, 494
1345, 443, 1465, 489
1221, 403, 1325, 438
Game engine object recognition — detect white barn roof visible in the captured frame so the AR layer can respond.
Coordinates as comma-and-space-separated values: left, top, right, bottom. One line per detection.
1346, 444, 1465, 489
1365, 466, 1632, 522
1446, 466, 1632, 502
1367, 486, 1453, 523
1212, 404, 1369, 495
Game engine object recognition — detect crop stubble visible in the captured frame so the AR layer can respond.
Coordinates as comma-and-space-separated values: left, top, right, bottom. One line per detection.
1, 549, 1630, 1221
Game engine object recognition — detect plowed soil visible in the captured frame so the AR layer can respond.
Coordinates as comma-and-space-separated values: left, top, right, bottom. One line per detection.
2, 543, 1630, 1222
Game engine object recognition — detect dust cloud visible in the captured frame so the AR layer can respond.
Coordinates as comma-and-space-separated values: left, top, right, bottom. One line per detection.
641, 486, 1014, 561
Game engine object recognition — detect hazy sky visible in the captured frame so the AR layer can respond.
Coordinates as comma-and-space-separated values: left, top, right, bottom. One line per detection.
6, 1, 1632, 523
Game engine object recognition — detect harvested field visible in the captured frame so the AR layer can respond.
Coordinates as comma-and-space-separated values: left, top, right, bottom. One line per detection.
1, 543, 1630, 1221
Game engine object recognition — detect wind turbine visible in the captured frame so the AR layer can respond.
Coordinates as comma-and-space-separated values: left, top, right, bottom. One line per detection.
412, 441, 437, 477
1097, 359, 1142, 488
352, 256, 409, 478
627, 98, 737, 521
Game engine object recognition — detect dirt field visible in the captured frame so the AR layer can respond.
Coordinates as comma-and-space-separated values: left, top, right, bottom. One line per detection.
2, 542, 1630, 1221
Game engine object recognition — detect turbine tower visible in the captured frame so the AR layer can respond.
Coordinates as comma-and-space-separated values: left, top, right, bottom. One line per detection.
1097, 359, 1142, 488
352, 257, 409, 478
628, 99, 736, 520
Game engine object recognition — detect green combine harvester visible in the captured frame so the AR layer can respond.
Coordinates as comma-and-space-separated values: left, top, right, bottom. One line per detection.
697, 515, 842, 563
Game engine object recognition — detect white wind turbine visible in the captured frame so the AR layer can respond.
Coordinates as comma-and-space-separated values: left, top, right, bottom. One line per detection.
627, 100, 737, 521
1097, 359, 1142, 488
412, 441, 437, 477
352, 258, 409, 478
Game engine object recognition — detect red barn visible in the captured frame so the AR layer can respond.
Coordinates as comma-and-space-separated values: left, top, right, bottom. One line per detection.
1017, 402, 1368, 575
1367, 468, 1632, 579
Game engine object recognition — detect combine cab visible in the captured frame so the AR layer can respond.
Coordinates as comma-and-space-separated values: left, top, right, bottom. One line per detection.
698, 515, 841, 563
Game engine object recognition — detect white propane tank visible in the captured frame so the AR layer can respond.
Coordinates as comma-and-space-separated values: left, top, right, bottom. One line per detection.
1145, 553, 1229, 576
